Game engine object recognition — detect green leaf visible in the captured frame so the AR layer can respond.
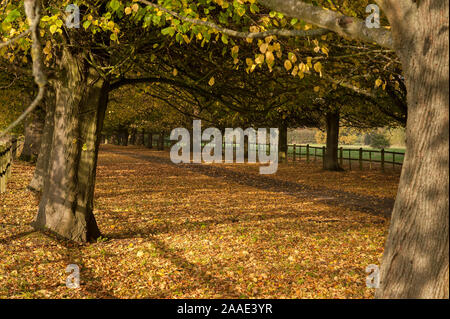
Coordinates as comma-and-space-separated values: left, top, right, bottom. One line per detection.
110, 0, 121, 11
4, 9, 21, 23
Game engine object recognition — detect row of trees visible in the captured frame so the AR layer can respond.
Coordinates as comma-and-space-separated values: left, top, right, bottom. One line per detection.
0, 0, 447, 298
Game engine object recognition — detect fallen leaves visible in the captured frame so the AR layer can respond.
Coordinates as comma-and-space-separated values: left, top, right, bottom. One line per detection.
0, 145, 400, 299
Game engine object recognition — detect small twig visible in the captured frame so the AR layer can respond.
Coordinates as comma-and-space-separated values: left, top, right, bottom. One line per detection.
0, 29, 31, 49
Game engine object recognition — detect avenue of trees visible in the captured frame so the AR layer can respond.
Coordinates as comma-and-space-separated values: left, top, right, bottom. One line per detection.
0, 0, 447, 299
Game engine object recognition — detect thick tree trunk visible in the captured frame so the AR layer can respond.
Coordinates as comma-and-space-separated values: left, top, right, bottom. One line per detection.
279, 123, 288, 162
376, 0, 449, 298
32, 49, 109, 243
20, 106, 45, 163
28, 90, 56, 192
323, 111, 342, 171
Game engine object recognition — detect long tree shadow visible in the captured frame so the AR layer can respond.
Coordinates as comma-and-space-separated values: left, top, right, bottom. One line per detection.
145, 235, 243, 298
103, 147, 395, 218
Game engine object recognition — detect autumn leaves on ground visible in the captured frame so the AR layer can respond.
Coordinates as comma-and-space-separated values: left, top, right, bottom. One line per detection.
0, 145, 400, 299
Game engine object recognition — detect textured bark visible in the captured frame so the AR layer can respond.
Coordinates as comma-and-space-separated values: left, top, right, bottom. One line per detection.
32, 49, 108, 243
323, 111, 342, 171
28, 90, 55, 192
20, 106, 45, 163
374, 0, 449, 298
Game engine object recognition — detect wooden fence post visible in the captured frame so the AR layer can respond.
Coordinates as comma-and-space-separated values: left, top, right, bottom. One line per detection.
393, 152, 396, 170
306, 144, 310, 163
293, 144, 296, 162
381, 148, 385, 172
348, 149, 352, 170
359, 147, 363, 170
322, 146, 326, 169
339, 147, 343, 167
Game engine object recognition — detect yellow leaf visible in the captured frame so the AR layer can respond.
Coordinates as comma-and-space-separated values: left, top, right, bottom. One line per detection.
284, 60, 292, 71
208, 76, 215, 86
375, 78, 383, 88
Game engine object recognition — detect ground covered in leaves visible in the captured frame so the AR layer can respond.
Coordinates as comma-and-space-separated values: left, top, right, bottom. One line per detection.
0, 145, 401, 299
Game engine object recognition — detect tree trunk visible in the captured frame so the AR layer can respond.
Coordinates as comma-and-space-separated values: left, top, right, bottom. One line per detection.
129, 128, 137, 145
28, 90, 56, 192
146, 133, 153, 148
279, 123, 288, 162
323, 111, 342, 171
118, 127, 128, 146
32, 49, 109, 243
158, 133, 164, 151
20, 106, 45, 163
136, 129, 145, 146
376, 0, 449, 298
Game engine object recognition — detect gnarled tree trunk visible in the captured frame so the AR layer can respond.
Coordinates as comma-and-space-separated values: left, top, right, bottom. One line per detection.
375, 0, 449, 298
20, 106, 45, 163
32, 49, 109, 243
28, 90, 55, 192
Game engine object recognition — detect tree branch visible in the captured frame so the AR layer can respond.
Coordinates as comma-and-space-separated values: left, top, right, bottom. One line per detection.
259, 0, 393, 49
0, 0, 46, 138
138, 0, 329, 39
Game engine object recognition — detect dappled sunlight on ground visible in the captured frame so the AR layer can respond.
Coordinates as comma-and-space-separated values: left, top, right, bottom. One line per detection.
0, 144, 401, 298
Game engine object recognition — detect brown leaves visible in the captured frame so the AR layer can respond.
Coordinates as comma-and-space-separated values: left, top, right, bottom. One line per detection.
0, 145, 399, 298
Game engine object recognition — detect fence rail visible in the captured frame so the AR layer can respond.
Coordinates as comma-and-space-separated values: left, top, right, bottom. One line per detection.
0, 141, 12, 193
286, 144, 404, 171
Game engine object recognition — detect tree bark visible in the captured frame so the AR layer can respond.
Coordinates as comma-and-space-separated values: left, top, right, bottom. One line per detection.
20, 106, 45, 163
323, 111, 342, 171
28, 90, 55, 192
375, 0, 449, 298
31, 49, 109, 243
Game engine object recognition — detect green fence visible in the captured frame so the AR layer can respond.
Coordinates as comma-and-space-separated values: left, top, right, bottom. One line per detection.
287, 144, 404, 171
